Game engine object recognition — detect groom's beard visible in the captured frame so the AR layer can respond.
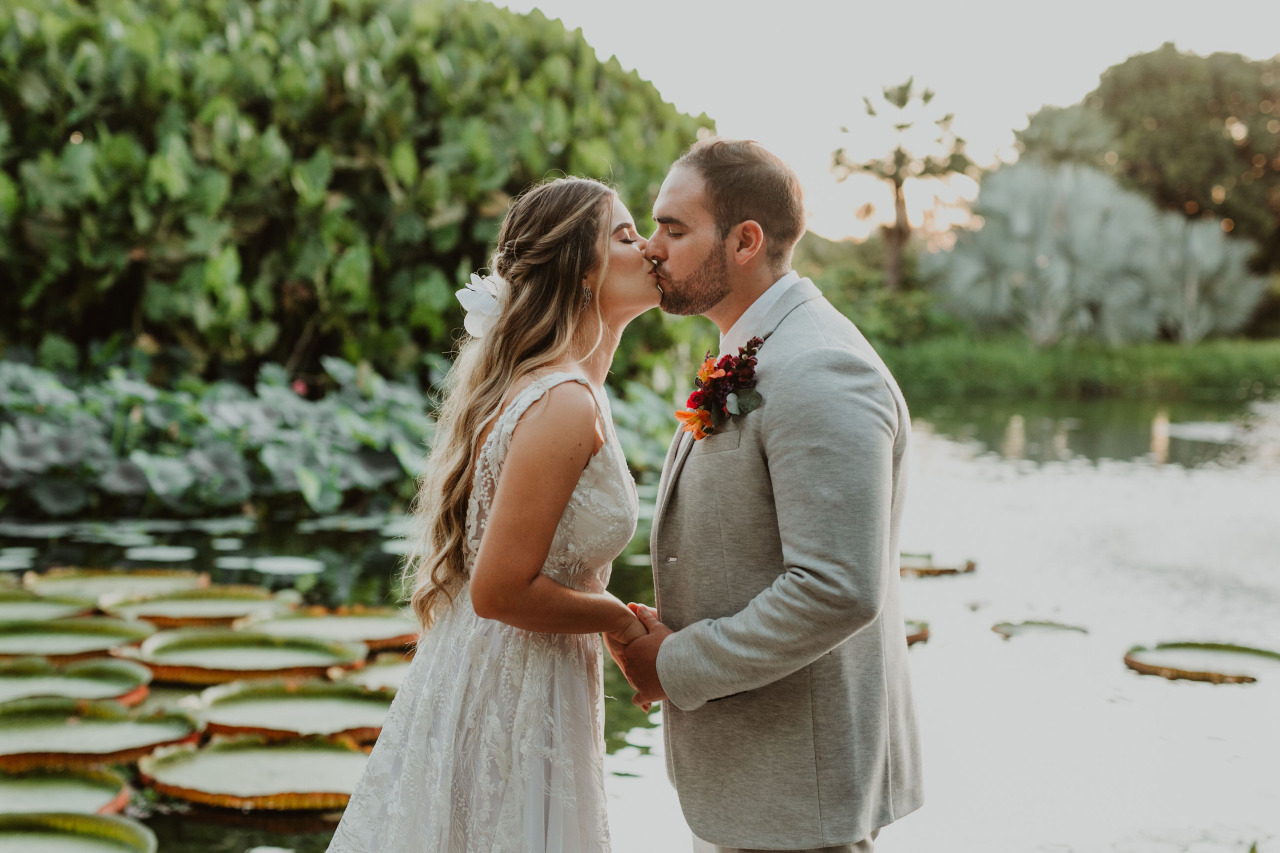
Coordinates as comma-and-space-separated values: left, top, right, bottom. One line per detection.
658, 246, 730, 317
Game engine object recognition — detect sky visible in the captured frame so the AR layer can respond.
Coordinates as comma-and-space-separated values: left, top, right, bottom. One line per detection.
492, 0, 1280, 241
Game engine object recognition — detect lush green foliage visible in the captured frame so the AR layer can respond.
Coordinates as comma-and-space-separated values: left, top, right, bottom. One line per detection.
0, 0, 709, 382
0, 356, 676, 520
925, 162, 1270, 346
884, 335, 1280, 401
1017, 43, 1280, 332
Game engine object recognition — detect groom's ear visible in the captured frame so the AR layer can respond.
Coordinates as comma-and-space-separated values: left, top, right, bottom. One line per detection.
728, 220, 765, 268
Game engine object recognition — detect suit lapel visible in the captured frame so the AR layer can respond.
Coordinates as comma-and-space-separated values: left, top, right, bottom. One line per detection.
651, 278, 825, 545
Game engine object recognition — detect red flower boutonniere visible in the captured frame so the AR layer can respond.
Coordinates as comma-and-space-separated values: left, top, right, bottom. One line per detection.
675, 336, 764, 440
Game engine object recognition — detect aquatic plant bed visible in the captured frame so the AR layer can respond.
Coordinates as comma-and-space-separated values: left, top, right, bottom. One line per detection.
0, 657, 152, 705
0, 767, 131, 815
236, 606, 419, 651
24, 569, 208, 607
138, 736, 369, 810
196, 678, 394, 741
0, 812, 157, 852
115, 629, 368, 685
0, 618, 155, 664
0, 697, 200, 771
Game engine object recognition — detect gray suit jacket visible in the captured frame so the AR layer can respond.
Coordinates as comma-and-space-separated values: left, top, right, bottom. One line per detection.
651, 278, 924, 848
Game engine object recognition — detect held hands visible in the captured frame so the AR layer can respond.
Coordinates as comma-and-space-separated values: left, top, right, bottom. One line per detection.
605, 603, 671, 710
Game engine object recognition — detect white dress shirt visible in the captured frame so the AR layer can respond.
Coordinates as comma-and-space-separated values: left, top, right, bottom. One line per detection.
718, 271, 801, 357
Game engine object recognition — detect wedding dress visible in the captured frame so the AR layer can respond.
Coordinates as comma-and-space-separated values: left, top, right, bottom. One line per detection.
327, 373, 639, 853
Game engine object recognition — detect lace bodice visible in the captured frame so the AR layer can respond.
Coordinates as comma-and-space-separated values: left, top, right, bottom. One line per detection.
464, 372, 639, 594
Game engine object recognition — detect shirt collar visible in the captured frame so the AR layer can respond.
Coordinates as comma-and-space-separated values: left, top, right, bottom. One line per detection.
719, 271, 801, 357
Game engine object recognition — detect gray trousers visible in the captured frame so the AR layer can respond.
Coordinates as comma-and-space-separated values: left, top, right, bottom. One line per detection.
692, 829, 878, 853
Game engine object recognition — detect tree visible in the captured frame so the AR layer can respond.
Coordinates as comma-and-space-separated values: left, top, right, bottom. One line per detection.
832, 78, 972, 293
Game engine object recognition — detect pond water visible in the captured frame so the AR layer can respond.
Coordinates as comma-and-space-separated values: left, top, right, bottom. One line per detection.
2, 398, 1278, 852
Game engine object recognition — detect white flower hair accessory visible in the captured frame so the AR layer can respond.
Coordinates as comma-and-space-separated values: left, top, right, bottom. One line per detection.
456, 273, 506, 338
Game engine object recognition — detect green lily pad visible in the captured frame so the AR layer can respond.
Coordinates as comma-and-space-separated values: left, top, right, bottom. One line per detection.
0, 767, 131, 814
101, 587, 298, 629
0, 618, 156, 665
0, 555, 34, 573
900, 553, 977, 578
905, 620, 930, 646
380, 539, 413, 556
196, 679, 394, 741
236, 608, 419, 651
333, 652, 413, 692
213, 556, 254, 571
0, 813, 156, 853
0, 590, 96, 621
116, 629, 368, 685
123, 546, 198, 563
24, 569, 209, 606
1124, 642, 1280, 684
138, 735, 369, 810
298, 514, 389, 534
0, 657, 152, 706
249, 556, 325, 576
0, 522, 74, 539
0, 697, 201, 772
210, 538, 242, 551
992, 620, 1089, 639
188, 517, 257, 536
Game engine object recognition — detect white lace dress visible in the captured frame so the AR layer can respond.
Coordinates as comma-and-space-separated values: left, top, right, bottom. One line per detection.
327, 373, 639, 853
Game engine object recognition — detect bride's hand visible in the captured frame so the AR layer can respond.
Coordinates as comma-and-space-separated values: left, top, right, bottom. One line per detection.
606, 610, 647, 647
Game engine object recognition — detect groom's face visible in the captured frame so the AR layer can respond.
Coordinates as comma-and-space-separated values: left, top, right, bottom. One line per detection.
646, 166, 731, 317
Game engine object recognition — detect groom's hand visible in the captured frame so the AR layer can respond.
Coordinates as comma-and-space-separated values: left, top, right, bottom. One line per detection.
622, 604, 671, 707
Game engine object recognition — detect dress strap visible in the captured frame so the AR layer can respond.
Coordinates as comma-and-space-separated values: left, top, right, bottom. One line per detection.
486, 373, 604, 465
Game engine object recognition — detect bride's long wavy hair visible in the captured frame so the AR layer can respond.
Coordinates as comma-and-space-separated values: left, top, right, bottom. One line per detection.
406, 177, 616, 628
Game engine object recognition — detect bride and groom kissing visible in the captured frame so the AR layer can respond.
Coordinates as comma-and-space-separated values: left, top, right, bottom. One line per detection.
327, 138, 923, 853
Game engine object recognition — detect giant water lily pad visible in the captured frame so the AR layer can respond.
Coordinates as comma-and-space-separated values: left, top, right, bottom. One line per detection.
1124, 642, 1280, 684
247, 556, 325, 576
236, 606, 419, 651
24, 568, 208, 606
0, 590, 96, 621
0, 618, 156, 665
905, 620, 930, 646
101, 587, 298, 629
122, 546, 197, 563
196, 679, 394, 742
992, 620, 1088, 639
900, 553, 977, 578
332, 652, 413, 692
0, 767, 131, 814
138, 735, 369, 810
115, 629, 368, 685
0, 658, 151, 705
0, 697, 200, 771
0, 813, 156, 853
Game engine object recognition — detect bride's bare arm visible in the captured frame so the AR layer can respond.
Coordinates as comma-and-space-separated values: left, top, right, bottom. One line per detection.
468, 381, 644, 642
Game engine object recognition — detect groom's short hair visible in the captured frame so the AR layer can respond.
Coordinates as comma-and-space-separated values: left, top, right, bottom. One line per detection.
675, 138, 805, 267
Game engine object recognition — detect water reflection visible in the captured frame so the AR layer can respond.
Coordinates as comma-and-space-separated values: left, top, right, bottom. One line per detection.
915, 398, 1280, 469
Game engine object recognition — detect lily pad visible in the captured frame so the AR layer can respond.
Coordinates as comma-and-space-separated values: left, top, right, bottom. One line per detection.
214, 556, 254, 571
0, 697, 201, 771
0, 767, 131, 814
123, 546, 198, 563
298, 514, 389, 534
0, 590, 96, 621
905, 620, 930, 646
0, 618, 156, 665
380, 539, 413, 556
0, 658, 152, 706
101, 587, 298, 629
210, 538, 242, 551
992, 620, 1089, 640
24, 568, 209, 606
138, 735, 369, 810
900, 553, 977, 578
0, 554, 34, 573
236, 607, 419, 651
0, 521, 74, 540
332, 652, 413, 692
115, 629, 368, 685
249, 556, 325, 576
196, 679, 394, 741
1124, 642, 1280, 684
0, 813, 156, 853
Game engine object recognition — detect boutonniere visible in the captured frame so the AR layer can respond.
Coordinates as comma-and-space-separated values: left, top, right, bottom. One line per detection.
674, 336, 764, 440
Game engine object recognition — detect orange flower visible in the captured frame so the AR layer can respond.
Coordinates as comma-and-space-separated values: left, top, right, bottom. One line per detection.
696, 356, 726, 385
674, 408, 714, 440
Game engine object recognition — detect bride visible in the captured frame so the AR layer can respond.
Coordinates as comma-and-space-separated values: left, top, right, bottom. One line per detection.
327, 176, 660, 852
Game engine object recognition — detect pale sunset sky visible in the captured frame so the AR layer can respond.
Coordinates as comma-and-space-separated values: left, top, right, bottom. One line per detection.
492, 0, 1280, 241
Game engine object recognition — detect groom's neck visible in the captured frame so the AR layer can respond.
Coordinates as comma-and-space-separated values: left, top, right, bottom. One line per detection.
705, 270, 784, 335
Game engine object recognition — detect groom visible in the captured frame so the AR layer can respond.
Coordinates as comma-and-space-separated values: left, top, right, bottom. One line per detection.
610, 139, 924, 852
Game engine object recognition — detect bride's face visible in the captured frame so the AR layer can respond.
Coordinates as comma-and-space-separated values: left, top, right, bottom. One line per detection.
593, 196, 661, 325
